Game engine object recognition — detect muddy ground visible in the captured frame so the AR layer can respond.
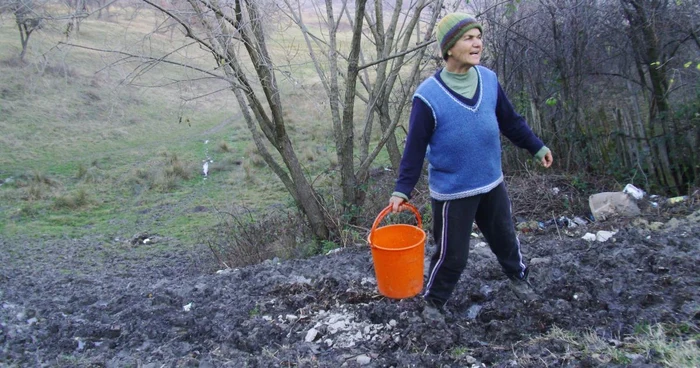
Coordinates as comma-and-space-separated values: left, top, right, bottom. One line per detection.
1, 186, 699, 367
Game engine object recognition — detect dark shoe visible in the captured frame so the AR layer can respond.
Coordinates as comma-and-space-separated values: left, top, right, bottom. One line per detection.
421, 299, 446, 325
508, 277, 539, 302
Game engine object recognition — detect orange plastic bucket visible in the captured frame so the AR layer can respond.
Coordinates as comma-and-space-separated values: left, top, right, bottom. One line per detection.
367, 204, 425, 299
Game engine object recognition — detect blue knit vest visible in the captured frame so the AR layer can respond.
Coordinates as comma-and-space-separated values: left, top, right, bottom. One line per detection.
414, 66, 503, 201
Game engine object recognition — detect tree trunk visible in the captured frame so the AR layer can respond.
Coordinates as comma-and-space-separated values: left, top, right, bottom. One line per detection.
18, 23, 29, 61
621, 0, 679, 192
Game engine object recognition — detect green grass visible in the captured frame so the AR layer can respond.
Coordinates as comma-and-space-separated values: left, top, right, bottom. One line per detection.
0, 6, 396, 246
0, 13, 254, 242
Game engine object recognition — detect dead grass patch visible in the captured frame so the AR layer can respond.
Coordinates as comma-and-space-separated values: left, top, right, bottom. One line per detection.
53, 188, 92, 210
204, 206, 313, 268
517, 323, 700, 367
123, 152, 199, 193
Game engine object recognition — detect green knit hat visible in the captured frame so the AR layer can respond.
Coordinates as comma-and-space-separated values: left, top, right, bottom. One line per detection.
436, 13, 483, 60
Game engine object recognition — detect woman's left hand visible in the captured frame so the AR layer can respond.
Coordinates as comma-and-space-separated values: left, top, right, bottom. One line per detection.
541, 150, 553, 168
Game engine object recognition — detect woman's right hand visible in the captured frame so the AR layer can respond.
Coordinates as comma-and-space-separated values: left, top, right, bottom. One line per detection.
389, 195, 407, 213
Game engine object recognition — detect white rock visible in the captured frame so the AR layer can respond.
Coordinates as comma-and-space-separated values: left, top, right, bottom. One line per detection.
388, 319, 397, 327
327, 315, 341, 324
305, 328, 319, 342
582, 233, 597, 241
356, 355, 371, 365
589, 192, 640, 220
328, 321, 346, 334
27, 317, 38, 325
286, 314, 298, 323
183, 303, 193, 312
324, 338, 333, 346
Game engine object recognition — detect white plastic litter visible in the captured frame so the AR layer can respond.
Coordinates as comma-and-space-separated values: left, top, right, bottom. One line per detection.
582, 233, 597, 242
596, 230, 617, 242
623, 184, 645, 200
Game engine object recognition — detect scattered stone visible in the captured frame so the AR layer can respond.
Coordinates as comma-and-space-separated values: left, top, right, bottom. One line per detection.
305, 328, 319, 342
464, 304, 482, 320
589, 192, 641, 220
665, 218, 682, 231
356, 354, 371, 365
649, 222, 664, 231
517, 221, 540, 232
360, 277, 376, 286
328, 321, 346, 334
326, 248, 342, 255
530, 257, 551, 265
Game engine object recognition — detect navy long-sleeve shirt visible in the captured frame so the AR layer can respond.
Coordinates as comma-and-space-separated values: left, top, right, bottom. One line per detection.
394, 70, 544, 198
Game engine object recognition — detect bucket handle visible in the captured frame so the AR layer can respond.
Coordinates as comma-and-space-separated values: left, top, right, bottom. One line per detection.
370, 203, 422, 242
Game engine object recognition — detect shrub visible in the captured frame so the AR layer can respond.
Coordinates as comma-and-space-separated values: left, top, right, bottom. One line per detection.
217, 141, 231, 153
204, 206, 313, 268
76, 164, 102, 184
53, 188, 91, 210
125, 152, 198, 193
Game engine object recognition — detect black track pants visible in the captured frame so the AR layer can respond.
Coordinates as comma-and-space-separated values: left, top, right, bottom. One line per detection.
423, 182, 526, 307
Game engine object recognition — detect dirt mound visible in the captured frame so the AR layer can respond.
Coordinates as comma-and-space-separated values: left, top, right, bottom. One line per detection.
1, 206, 698, 367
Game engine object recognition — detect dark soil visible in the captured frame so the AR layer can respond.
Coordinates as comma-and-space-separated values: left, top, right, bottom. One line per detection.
1, 184, 699, 367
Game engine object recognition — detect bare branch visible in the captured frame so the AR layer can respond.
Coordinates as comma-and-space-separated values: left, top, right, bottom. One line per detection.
358, 39, 435, 71
57, 41, 242, 88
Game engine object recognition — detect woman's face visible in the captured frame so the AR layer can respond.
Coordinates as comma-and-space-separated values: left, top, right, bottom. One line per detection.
447, 28, 483, 69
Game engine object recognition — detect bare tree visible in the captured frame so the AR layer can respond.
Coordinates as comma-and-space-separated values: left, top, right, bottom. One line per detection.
279, 0, 442, 214
476, 0, 699, 193
128, 0, 443, 239
1, 0, 44, 61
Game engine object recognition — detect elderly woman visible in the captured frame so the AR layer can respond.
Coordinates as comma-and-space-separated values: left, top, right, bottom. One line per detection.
388, 13, 553, 323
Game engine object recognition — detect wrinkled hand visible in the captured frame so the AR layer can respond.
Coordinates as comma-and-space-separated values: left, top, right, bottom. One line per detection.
389, 195, 407, 213
540, 150, 553, 168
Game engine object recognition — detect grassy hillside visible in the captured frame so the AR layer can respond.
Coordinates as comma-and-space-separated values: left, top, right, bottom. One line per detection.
0, 10, 323, 243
